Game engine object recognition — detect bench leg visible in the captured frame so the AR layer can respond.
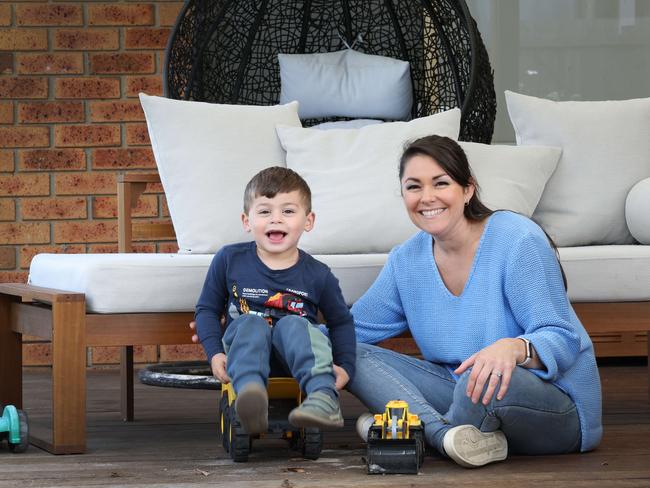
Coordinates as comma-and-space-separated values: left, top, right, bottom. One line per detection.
46, 299, 86, 454
0, 294, 22, 409
121, 346, 134, 421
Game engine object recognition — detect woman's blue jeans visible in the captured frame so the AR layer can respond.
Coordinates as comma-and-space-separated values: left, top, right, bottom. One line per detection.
347, 343, 582, 456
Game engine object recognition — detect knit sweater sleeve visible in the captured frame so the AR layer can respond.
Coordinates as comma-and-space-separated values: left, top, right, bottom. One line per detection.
194, 250, 228, 362
504, 231, 581, 380
351, 249, 409, 344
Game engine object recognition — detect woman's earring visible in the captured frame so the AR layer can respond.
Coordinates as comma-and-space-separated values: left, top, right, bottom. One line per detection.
464, 200, 469, 206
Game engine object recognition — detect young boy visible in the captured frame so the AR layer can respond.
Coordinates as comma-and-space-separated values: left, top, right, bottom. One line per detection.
195, 166, 356, 435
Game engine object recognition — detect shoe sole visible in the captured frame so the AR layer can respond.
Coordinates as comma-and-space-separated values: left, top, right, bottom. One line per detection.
234, 384, 268, 435
288, 409, 344, 429
443, 425, 507, 468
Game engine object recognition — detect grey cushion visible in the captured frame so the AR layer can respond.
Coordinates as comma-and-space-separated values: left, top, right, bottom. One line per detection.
279, 49, 412, 120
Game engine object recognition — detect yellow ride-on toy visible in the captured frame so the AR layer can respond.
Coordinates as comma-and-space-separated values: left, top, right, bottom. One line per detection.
219, 378, 323, 462
366, 400, 425, 474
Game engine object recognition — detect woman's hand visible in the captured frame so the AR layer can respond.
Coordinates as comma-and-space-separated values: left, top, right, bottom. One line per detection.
210, 352, 230, 384
333, 364, 350, 390
454, 338, 524, 405
189, 320, 199, 343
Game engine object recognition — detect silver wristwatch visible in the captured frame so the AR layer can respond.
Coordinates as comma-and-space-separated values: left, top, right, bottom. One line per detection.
516, 337, 532, 367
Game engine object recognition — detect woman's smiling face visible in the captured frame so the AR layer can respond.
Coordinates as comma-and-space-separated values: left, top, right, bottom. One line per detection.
400, 153, 474, 239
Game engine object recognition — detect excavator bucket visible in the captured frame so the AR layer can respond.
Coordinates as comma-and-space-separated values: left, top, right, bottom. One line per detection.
366, 438, 420, 474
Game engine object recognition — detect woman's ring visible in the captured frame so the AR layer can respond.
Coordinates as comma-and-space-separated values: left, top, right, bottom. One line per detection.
493, 371, 503, 378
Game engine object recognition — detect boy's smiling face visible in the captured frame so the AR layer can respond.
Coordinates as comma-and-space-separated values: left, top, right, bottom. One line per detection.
242, 190, 315, 268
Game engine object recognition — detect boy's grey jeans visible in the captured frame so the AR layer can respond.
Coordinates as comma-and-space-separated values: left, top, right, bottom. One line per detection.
347, 342, 581, 456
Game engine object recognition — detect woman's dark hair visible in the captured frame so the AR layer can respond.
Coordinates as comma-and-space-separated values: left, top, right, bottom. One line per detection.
399, 135, 493, 222
398, 135, 567, 290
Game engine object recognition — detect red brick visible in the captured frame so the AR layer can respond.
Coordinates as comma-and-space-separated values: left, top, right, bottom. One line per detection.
54, 125, 121, 147
18, 101, 84, 124
0, 271, 29, 284
54, 220, 117, 243
92, 194, 157, 218
88, 4, 154, 26
88, 242, 155, 253
125, 27, 170, 49
125, 123, 150, 145
90, 100, 145, 123
157, 241, 179, 253
17, 52, 83, 74
55, 172, 116, 195
20, 148, 85, 171
54, 28, 119, 51
159, 3, 184, 27
22, 197, 87, 220
0, 77, 48, 99
0, 102, 12, 124
0, 247, 15, 269
0, 152, 13, 172
19, 244, 85, 269
125, 76, 162, 97
91, 345, 157, 365
159, 344, 206, 362
90, 52, 155, 74
92, 148, 155, 169
0, 29, 48, 51
161, 195, 169, 217
0, 52, 12, 74
0, 174, 49, 196
144, 181, 164, 194
0, 199, 15, 220
0, 223, 50, 245
0, 5, 10, 27
0, 127, 49, 148
16, 4, 83, 26
22, 343, 51, 367
55, 77, 120, 99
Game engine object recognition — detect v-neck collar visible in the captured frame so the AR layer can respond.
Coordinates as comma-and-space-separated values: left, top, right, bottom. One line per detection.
428, 214, 493, 299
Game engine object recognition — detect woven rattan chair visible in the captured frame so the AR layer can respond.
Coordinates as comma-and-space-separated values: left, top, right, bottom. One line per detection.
165, 0, 496, 142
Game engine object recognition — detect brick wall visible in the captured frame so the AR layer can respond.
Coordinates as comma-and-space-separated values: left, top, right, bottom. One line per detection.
1, 1, 206, 367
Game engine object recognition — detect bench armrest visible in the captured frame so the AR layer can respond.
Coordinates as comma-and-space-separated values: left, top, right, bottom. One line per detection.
117, 173, 175, 252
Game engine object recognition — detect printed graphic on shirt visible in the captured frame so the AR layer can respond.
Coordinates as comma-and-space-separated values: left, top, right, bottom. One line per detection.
229, 283, 307, 326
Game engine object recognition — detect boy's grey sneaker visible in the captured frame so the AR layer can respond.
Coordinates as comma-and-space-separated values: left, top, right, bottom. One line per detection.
355, 412, 375, 442
234, 383, 268, 434
442, 425, 507, 468
288, 391, 344, 429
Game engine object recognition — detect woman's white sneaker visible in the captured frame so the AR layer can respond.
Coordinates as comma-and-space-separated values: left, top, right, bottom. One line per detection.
442, 425, 507, 468
355, 412, 375, 442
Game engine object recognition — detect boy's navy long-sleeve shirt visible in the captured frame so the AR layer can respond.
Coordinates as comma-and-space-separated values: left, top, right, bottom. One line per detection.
195, 241, 356, 380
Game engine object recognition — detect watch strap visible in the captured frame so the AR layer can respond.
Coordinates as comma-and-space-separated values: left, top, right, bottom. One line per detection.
516, 337, 532, 367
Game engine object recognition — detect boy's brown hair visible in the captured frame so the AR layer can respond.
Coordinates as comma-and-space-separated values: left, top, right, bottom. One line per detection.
243, 166, 312, 214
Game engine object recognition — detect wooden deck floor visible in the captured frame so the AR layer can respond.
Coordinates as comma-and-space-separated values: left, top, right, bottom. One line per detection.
1, 360, 649, 488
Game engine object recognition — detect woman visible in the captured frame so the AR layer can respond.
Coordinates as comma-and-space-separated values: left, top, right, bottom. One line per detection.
348, 135, 602, 468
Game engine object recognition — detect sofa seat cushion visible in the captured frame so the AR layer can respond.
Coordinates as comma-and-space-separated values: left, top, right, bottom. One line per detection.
27, 253, 389, 314
27, 246, 649, 313
560, 245, 650, 302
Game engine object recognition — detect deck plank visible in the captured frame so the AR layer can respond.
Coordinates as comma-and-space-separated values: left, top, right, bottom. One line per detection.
1, 361, 648, 487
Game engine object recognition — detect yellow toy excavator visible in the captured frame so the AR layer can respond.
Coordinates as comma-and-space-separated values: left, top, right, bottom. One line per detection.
366, 400, 425, 474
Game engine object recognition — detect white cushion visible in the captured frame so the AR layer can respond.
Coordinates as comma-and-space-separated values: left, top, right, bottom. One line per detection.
625, 178, 650, 244
277, 108, 461, 254
505, 91, 650, 246
313, 119, 383, 130
279, 49, 412, 121
28, 253, 214, 313
27, 245, 650, 313
27, 253, 388, 313
559, 245, 650, 302
460, 142, 561, 217
139, 94, 302, 254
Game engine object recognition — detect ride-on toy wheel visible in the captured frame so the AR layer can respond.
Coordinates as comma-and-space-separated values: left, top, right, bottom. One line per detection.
301, 427, 323, 460
228, 408, 251, 462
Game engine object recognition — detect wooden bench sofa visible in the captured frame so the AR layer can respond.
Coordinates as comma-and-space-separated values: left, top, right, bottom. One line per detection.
1, 172, 649, 454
